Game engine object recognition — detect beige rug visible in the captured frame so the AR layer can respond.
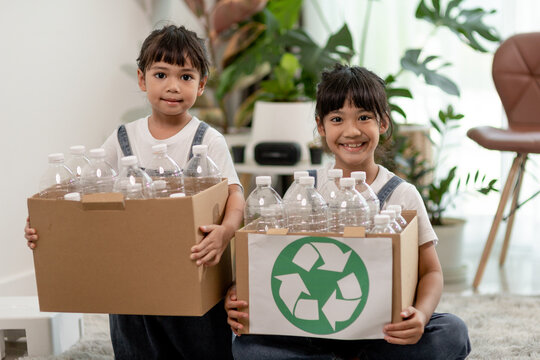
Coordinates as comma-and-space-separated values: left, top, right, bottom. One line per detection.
13, 294, 540, 359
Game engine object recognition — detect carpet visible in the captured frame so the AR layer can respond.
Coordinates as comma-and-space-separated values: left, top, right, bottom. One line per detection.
15, 294, 540, 359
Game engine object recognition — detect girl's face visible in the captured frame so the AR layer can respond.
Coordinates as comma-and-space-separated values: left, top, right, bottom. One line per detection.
137, 58, 206, 123
317, 99, 388, 175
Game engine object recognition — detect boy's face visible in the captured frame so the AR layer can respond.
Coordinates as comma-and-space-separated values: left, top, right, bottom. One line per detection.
137, 58, 207, 121
317, 99, 388, 172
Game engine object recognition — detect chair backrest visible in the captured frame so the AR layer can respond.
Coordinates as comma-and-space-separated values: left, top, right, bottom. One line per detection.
492, 32, 540, 131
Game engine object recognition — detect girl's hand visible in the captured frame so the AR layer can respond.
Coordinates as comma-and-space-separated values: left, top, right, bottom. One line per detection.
25, 217, 38, 250
383, 306, 427, 345
224, 284, 248, 336
190, 224, 228, 266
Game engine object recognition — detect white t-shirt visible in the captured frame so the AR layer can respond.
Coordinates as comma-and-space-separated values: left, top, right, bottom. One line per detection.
316, 162, 437, 246
101, 115, 241, 187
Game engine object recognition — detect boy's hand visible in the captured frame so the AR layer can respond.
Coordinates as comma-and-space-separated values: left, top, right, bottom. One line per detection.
25, 217, 38, 250
383, 306, 427, 345
190, 224, 229, 266
224, 284, 248, 336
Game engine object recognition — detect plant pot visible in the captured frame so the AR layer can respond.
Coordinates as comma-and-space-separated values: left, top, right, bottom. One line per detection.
231, 145, 245, 163
432, 217, 467, 284
309, 147, 323, 164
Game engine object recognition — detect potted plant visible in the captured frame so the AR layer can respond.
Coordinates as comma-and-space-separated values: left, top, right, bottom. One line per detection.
415, 105, 498, 282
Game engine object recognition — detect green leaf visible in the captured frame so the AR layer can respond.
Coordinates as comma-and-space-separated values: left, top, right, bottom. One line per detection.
386, 87, 413, 99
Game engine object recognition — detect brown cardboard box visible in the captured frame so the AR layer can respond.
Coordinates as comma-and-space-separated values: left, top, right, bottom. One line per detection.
27, 180, 232, 316
235, 210, 418, 335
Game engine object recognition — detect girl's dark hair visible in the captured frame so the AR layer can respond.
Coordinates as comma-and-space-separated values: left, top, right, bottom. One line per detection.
137, 25, 210, 77
315, 64, 394, 138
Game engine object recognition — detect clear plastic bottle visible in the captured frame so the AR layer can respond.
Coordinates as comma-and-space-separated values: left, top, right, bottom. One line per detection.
319, 169, 343, 204
286, 176, 328, 233
387, 204, 408, 229
256, 206, 284, 233
370, 214, 395, 234
183, 145, 221, 196
244, 176, 286, 231
380, 209, 403, 233
282, 171, 309, 204
80, 148, 117, 194
65, 145, 91, 178
328, 177, 370, 233
125, 183, 145, 199
39, 153, 79, 199
145, 144, 184, 198
113, 155, 154, 198
351, 171, 379, 228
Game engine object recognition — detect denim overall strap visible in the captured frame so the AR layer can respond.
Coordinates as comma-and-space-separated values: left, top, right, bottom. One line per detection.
307, 169, 318, 188
117, 124, 133, 157
376, 175, 404, 210
188, 121, 209, 161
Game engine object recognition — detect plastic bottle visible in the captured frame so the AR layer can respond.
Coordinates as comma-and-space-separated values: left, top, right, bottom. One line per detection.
64, 192, 81, 201
125, 183, 145, 199
244, 176, 286, 231
80, 148, 117, 194
113, 155, 154, 198
169, 192, 186, 198
145, 144, 184, 198
65, 145, 91, 178
381, 209, 403, 233
282, 171, 309, 204
328, 177, 370, 233
351, 171, 379, 228
387, 204, 407, 229
319, 169, 343, 204
256, 206, 284, 233
370, 214, 395, 234
286, 176, 328, 233
183, 145, 221, 196
38, 153, 79, 199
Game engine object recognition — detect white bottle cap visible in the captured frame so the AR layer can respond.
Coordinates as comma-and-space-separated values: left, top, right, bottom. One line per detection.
89, 148, 106, 158
293, 171, 309, 180
256, 176, 271, 186
192, 145, 208, 155
153, 180, 166, 190
121, 155, 138, 166
152, 144, 167, 154
381, 209, 396, 220
48, 153, 64, 163
328, 169, 343, 178
374, 214, 390, 225
69, 145, 86, 155
126, 183, 142, 192
299, 176, 315, 186
339, 177, 355, 188
387, 204, 402, 215
64, 192, 81, 201
170, 192, 186, 198
351, 171, 366, 181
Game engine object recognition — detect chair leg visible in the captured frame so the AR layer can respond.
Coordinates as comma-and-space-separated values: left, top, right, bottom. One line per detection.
473, 154, 523, 289
499, 155, 527, 267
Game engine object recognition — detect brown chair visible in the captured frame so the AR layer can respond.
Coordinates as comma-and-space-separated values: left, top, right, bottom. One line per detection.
467, 32, 540, 289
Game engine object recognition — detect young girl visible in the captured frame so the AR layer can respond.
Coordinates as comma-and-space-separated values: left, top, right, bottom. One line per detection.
225, 64, 471, 359
25, 25, 244, 359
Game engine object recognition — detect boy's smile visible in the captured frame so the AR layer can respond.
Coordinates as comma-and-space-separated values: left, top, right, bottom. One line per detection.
137, 59, 207, 125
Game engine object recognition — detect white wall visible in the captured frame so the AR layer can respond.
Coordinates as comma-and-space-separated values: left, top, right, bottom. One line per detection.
0, 1, 154, 295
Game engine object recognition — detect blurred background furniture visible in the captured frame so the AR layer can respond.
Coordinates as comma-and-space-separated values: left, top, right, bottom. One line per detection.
467, 32, 540, 289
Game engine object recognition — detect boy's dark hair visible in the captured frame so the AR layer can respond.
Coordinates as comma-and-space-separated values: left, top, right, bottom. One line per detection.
315, 64, 394, 156
137, 25, 210, 77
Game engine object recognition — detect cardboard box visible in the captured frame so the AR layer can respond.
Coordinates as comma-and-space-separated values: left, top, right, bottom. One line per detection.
27, 180, 232, 316
235, 210, 418, 339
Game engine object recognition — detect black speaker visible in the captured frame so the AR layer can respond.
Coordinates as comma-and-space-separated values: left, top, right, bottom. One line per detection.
254, 142, 302, 166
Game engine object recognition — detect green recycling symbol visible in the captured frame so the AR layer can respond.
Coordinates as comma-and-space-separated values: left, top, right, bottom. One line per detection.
271, 237, 369, 335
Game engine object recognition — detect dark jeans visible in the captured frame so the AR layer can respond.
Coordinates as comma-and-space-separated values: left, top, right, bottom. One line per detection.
232, 313, 471, 360
109, 300, 233, 360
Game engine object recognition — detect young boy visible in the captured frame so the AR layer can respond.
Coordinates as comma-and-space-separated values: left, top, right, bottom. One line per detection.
26, 25, 244, 359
